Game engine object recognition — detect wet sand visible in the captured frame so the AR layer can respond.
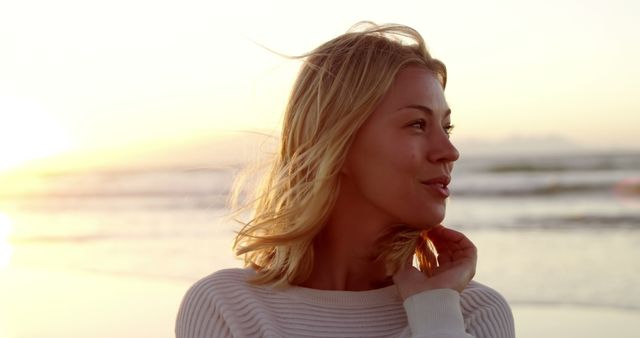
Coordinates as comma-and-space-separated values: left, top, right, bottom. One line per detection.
0, 265, 186, 338
513, 304, 639, 338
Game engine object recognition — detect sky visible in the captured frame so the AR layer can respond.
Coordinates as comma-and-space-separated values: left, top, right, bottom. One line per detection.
1, 0, 639, 172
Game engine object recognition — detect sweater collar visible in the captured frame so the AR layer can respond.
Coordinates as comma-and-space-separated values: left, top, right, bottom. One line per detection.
281, 283, 402, 307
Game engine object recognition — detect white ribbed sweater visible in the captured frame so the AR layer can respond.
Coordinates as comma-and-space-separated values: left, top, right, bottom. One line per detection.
176, 268, 514, 338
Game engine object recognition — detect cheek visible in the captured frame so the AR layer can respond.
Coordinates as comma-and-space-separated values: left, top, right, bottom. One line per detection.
389, 142, 422, 175
349, 141, 410, 192
368, 144, 423, 202
375, 141, 418, 178
349, 139, 445, 227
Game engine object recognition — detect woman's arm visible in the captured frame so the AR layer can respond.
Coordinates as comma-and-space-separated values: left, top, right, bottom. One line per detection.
394, 225, 477, 296
393, 225, 477, 338
402, 288, 473, 338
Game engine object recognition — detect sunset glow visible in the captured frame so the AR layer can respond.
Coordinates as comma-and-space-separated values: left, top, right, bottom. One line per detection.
0, 213, 13, 269
0, 2, 638, 337
0, 0, 638, 176
0, 97, 73, 172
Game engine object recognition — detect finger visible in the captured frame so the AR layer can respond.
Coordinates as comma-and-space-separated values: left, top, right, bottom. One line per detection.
436, 250, 453, 264
392, 264, 424, 284
436, 247, 475, 266
429, 226, 468, 243
429, 231, 477, 265
429, 227, 476, 252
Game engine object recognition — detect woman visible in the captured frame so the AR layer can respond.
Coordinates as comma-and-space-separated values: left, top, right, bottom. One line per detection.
176, 22, 514, 338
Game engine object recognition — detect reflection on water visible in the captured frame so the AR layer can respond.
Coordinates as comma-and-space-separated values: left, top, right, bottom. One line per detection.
0, 212, 13, 269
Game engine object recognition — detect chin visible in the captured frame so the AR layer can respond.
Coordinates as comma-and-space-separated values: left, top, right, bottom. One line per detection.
406, 215, 445, 230
421, 220, 444, 230
410, 209, 446, 229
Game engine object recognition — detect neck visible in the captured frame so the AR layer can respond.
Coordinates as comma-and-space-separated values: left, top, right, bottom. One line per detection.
300, 228, 392, 291
298, 177, 395, 291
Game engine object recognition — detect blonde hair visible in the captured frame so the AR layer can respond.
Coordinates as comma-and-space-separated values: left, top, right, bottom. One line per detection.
232, 22, 446, 287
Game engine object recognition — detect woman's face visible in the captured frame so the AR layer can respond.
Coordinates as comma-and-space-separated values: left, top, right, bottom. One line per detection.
341, 66, 459, 229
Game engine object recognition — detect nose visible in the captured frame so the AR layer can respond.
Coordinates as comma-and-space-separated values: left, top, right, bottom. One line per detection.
428, 133, 460, 164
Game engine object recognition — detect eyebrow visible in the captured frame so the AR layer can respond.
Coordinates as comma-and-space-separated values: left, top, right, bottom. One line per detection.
399, 104, 451, 117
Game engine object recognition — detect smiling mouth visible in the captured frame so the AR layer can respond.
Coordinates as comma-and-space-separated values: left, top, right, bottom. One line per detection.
420, 176, 451, 198
421, 182, 450, 198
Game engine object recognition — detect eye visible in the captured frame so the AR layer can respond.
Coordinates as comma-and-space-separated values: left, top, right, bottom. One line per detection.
443, 124, 455, 136
409, 119, 427, 130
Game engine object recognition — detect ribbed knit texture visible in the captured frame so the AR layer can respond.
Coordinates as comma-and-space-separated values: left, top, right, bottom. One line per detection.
176, 268, 514, 338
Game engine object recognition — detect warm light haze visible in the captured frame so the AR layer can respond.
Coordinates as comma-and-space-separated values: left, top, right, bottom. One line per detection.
1, 2, 639, 337
0, 213, 12, 269
1, 0, 639, 173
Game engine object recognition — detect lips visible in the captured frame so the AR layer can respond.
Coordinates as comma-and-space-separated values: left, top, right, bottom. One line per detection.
420, 175, 451, 198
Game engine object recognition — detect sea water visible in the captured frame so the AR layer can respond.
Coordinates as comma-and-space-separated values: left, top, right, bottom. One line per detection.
1, 151, 638, 313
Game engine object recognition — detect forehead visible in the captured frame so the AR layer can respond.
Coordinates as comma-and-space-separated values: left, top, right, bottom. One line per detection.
374, 66, 448, 116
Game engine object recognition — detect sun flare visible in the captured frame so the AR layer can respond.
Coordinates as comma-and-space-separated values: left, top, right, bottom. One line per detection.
0, 97, 74, 173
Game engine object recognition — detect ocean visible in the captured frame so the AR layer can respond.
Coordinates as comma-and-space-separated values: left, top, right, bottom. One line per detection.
1, 150, 639, 315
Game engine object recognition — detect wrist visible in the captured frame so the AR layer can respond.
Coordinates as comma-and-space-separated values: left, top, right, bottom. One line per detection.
403, 289, 466, 335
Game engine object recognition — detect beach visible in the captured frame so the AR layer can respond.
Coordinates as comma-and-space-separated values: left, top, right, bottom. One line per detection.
514, 304, 639, 338
1, 150, 638, 337
0, 265, 184, 338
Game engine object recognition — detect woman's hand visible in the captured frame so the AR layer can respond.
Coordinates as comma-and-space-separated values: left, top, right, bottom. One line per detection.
392, 225, 477, 300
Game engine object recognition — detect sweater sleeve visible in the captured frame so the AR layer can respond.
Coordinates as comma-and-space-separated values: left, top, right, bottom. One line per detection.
175, 278, 232, 338
403, 288, 474, 338
461, 282, 515, 338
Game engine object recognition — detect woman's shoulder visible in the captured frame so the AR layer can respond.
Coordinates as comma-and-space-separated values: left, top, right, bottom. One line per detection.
460, 280, 512, 313
460, 280, 515, 338
181, 268, 257, 301
177, 268, 280, 336
176, 268, 263, 337
195, 267, 256, 284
